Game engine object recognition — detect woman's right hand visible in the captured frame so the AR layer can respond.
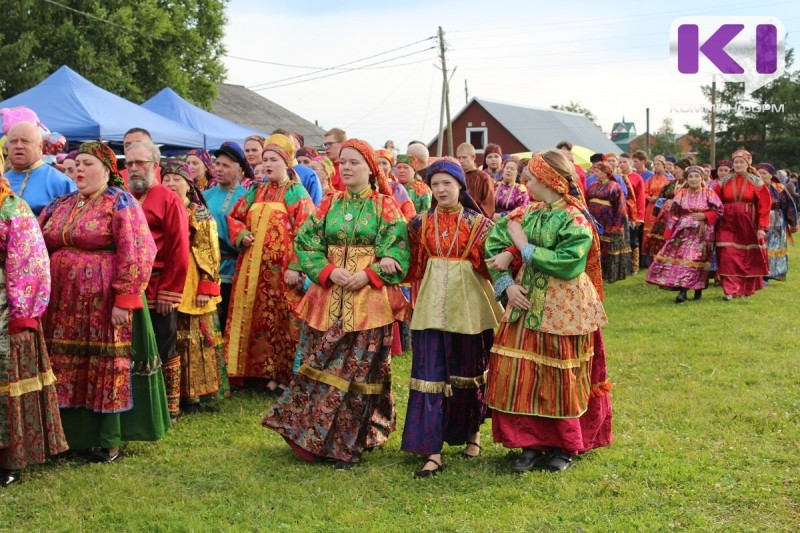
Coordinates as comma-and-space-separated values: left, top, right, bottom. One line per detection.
329, 268, 352, 286
241, 234, 255, 248
506, 284, 531, 310
111, 306, 131, 326
486, 251, 514, 271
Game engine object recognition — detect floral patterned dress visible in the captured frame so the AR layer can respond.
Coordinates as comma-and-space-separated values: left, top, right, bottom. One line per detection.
263, 187, 410, 463
226, 178, 314, 386
494, 182, 530, 219
0, 188, 67, 470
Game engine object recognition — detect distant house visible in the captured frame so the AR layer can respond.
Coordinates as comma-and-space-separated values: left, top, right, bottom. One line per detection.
629, 132, 700, 158
428, 97, 620, 164
610, 119, 637, 152
212, 84, 325, 147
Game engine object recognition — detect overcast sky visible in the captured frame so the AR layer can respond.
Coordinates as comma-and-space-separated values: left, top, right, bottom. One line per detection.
222, 0, 799, 149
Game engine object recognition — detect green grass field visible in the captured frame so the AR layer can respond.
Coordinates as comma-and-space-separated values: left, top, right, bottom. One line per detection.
2, 247, 799, 532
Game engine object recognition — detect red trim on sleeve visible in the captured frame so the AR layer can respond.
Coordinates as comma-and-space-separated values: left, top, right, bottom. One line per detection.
318, 264, 336, 287
114, 293, 144, 309
504, 245, 521, 261
704, 211, 718, 226
198, 280, 221, 296
9, 317, 38, 335
365, 268, 385, 289
664, 229, 673, 241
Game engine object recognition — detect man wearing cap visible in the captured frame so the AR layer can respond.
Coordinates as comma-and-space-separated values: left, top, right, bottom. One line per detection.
205, 142, 252, 332
5, 121, 76, 215
126, 139, 190, 421
456, 142, 495, 218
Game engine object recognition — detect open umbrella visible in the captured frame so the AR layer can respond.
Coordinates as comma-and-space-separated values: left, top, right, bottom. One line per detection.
512, 146, 594, 170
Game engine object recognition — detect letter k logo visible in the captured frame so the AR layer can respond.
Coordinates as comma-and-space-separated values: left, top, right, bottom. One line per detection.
678, 24, 744, 74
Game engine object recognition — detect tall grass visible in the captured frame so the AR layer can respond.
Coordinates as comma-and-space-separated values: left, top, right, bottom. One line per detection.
2, 248, 798, 531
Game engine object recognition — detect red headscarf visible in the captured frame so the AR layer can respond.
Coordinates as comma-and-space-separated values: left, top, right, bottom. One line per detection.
528, 153, 604, 300
340, 139, 392, 196
375, 149, 395, 167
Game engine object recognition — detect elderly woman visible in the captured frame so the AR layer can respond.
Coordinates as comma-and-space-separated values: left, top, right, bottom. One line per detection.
396, 154, 432, 214
185, 149, 216, 190
485, 150, 611, 473
226, 136, 315, 391
757, 163, 797, 282
646, 166, 723, 302
493, 156, 529, 221
309, 156, 333, 196
40, 142, 164, 464
401, 158, 502, 478
712, 150, 771, 299
263, 139, 410, 470
161, 160, 226, 413
587, 161, 630, 283
0, 156, 67, 487
204, 143, 250, 332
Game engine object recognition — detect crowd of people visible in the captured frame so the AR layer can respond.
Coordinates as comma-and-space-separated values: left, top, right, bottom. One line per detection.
0, 119, 795, 487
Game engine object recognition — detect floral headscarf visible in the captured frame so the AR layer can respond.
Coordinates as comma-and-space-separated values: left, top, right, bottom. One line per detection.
162, 159, 207, 209
186, 148, 216, 186
78, 142, 124, 188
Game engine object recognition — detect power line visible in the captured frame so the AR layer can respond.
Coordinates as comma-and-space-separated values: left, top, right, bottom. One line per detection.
42, 0, 167, 41
250, 47, 436, 91
247, 36, 436, 90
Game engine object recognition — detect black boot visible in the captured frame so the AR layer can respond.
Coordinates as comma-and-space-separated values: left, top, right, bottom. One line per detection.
694, 290, 702, 300
675, 289, 688, 303
0, 468, 21, 487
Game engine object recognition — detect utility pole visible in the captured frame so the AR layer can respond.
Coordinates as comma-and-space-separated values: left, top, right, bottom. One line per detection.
438, 26, 454, 156
646, 108, 650, 156
465, 79, 469, 105
710, 78, 717, 166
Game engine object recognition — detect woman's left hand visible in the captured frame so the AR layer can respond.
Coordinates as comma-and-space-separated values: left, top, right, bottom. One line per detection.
507, 219, 528, 251
196, 294, 210, 307
380, 257, 401, 274
343, 271, 370, 291
757, 229, 766, 241
9, 330, 33, 351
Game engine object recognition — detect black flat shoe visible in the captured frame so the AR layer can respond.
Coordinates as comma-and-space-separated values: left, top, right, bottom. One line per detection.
462, 441, 482, 458
333, 460, 358, 471
694, 290, 703, 300
675, 289, 687, 304
0, 469, 21, 487
546, 450, 574, 473
511, 448, 549, 473
91, 449, 122, 464
414, 458, 444, 479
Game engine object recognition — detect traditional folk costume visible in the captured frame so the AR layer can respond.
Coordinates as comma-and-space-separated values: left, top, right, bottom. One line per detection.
486, 154, 612, 471
465, 168, 496, 218
712, 151, 771, 298
645, 178, 682, 259
226, 141, 314, 387
264, 139, 410, 466
397, 154, 432, 215
494, 181, 530, 219
646, 174, 723, 296
134, 182, 190, 419
621, 171, 645, 273
376, 152, 416, 357
587, 163, 630, 283
0, 186, 67, 484
186, 149, 217, 191
6, 160, 76, 216
758, 163, 797, 281
400, 159, 503, 461
641, 170, 673, 257
161, 161, 226, 408
40, 143, 168, 454
204, 183, 247, 333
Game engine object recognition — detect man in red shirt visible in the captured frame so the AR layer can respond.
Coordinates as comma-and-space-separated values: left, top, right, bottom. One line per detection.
556, 140, 587, 196
126, 140, 189, 420
456, 142, 495, 218
619, 152, 646, 274
120, 128, 162, 187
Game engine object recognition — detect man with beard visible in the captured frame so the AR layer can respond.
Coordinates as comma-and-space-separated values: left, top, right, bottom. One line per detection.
125, 140, 189, 421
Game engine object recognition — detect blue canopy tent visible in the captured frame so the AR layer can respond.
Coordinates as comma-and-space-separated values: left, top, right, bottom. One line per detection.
0, 66, 204, 148
142, 88, 264, 150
